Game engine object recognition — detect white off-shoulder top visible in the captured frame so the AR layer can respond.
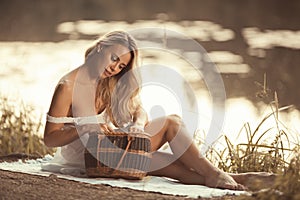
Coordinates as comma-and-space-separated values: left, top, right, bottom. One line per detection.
46, 113, 106, 125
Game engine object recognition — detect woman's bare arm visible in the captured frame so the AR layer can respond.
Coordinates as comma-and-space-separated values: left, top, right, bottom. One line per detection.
44, 81, 81, 147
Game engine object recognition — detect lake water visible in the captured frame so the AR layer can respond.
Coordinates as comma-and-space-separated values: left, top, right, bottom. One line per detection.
1, 20, 299, 151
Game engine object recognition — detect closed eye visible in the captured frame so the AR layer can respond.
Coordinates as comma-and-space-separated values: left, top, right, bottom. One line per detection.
111, 53, 127, 69
119, 64, 126, 70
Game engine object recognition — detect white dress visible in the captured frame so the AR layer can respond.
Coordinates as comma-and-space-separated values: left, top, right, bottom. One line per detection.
41, 113, 107, 176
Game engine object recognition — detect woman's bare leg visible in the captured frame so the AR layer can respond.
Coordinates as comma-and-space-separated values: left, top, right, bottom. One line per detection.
144, 115, 245, 190
148, 151, 205, 185
148, 152, 276, 190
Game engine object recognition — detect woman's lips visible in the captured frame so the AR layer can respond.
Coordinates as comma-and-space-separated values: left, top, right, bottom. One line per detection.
104, 69, 112, 76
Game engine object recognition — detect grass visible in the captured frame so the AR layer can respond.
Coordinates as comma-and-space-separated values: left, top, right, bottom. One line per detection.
215, 104, 296, 174
238, 150, 300, 200
194, 94, 300, 199
0, 95, 54, 157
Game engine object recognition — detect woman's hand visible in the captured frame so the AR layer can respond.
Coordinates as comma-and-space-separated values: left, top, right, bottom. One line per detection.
129, 123, 145, 133
131, 105, 148, 133
99, 123, 115, 133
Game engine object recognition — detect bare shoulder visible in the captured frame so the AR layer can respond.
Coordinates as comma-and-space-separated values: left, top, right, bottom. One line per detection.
48, 83, 72, 117
56, 68, 82, 91
58, 68, 78, 86
48, 69, 79, 117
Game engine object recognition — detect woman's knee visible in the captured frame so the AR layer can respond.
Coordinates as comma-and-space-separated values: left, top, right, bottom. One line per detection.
166, 114, 183, 127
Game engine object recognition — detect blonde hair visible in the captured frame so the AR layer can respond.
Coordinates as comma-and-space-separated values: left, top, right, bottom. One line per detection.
85, 31, 141, 127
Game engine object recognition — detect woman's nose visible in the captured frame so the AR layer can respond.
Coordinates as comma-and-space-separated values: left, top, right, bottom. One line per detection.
109, 63, 117, 71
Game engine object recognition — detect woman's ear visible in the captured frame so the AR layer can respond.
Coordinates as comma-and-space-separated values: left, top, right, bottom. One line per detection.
96, 42, 105, 53
96, 43, 101, 53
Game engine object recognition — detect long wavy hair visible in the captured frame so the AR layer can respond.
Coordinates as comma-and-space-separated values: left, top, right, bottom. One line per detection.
84, 31, 141, 127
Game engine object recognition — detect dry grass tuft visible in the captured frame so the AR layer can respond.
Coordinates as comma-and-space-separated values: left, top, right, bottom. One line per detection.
196, 98, 300, 199
0, 95, 54, 157
217, 104, 295, 174
240, 151, 300, 200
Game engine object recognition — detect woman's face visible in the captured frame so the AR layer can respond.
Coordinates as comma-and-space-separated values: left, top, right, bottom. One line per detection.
100, 44, 132, 79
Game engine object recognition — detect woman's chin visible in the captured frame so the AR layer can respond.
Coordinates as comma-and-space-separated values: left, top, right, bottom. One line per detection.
100, 72, 113, 79
100, 74, 107, 79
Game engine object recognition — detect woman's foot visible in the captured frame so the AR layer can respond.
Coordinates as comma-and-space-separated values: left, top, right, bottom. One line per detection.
205, 170, 246, 190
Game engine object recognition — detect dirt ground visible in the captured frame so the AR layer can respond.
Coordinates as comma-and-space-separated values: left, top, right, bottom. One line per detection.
0, 154, 240, 200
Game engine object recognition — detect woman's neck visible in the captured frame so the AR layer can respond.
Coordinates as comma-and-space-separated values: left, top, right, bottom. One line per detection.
75, 64, 99, 86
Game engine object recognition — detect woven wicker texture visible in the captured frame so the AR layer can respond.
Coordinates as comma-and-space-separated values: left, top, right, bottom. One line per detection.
85, 132, 152, 180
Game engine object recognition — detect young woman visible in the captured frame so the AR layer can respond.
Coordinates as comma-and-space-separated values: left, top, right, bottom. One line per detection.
43, 30, 273, 190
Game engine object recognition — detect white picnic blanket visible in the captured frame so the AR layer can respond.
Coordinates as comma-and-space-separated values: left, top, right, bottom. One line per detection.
0, 155, 248, 199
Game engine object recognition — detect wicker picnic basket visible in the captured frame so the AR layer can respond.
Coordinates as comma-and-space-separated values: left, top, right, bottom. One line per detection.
84, 131, 152, 180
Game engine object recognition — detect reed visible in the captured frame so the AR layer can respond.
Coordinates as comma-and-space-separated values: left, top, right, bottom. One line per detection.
0, 95, 54, 157
215, 104, 296, 174
198, 98, 300, 199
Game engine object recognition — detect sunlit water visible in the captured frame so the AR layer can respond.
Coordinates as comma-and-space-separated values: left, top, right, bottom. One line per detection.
1, 20, 299, 151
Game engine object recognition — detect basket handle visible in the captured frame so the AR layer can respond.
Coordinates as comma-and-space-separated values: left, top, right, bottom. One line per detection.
115, 136, 133, 170
97, 134, 105, 167
97, 134, 133, 171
